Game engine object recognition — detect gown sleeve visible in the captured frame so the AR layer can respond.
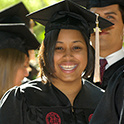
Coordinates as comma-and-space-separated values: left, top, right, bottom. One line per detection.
0, 86, 25, 124
89, 65, 124, 124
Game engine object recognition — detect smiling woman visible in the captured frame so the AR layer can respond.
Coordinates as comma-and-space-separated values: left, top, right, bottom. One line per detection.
39, 29, 90, 83
54, 29, 87, 83
0, 0, 113, 124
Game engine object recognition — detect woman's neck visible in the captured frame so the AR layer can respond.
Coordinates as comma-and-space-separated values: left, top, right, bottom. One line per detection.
52, 79, 82, 106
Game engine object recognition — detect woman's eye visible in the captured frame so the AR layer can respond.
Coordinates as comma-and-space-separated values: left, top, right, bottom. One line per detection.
73, 46, 82, 50
55, 47, 63, 51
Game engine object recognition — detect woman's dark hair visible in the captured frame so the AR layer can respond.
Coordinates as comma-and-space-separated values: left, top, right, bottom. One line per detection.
38, 29, 94, 83
119, 5, 124, 23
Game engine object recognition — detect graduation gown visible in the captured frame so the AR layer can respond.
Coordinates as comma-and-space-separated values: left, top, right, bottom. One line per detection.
87, 58, 124, 90
89, 65, 124, 124
101, 57, 124, 90
0, 79, 104, 124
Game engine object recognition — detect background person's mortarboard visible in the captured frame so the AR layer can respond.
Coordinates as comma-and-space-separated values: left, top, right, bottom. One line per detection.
0, 23, 40, 56
0, 2, 30, 27
26, 0, 113, 36
87, 0, 124, 8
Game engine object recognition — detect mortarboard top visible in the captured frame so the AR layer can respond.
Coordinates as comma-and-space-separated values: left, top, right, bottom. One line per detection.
27, 0, 113, 37
0, 2, 30, 28
0, 23, 40, 56
87, 0, 124, 9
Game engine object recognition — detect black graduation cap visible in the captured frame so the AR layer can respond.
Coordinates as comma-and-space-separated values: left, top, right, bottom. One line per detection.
87, 0, 124, 9
0, 2, 30, 27
0, 23, 40, 56
27, 0, 113, 37
27, 0, 114, 82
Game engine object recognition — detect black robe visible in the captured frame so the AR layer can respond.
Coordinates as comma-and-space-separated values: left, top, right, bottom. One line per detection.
89, 65, 124, 124
87, 58, 124, 90
0, 79, 104, 124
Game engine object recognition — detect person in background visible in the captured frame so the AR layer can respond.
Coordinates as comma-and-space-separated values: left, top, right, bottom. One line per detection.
0, 48, 29, 98
89, 65, 124, 124
85, 0, 124, 123
0, 23, 40, 98
71, 0, 124, 90
0, 0, 113, 123
87, 0, 124, 90
0, 2, 40, 81
69, 1, 124, 123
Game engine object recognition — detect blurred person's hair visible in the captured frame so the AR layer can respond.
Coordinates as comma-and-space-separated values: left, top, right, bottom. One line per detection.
0, 48, 25, 98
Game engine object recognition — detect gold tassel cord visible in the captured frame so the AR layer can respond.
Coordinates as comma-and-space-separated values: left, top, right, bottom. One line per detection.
93, 14, 101, 83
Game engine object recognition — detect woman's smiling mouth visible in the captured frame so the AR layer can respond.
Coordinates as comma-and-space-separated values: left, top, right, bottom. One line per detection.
59, 64, 77, 71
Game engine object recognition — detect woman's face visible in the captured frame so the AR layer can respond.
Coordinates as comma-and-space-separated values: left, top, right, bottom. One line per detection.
53, 29, 87, 83
14, 55, 29, 85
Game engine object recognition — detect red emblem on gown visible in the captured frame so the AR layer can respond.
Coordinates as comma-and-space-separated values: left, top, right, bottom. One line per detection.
88, 114, 93, 122
46, 112, 61, 124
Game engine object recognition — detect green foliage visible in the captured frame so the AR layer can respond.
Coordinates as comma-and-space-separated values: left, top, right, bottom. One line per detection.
33, 22, 45, 43
0, 0, 20, 10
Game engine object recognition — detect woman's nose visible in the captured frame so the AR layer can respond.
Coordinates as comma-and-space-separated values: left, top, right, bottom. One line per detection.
63, 49, 73, 57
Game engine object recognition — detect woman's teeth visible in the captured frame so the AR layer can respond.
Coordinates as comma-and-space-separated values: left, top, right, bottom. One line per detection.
60, 65, 77, 70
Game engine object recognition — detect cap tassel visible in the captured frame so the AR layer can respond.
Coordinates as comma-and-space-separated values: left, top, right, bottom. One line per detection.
93, 14, 101, 83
